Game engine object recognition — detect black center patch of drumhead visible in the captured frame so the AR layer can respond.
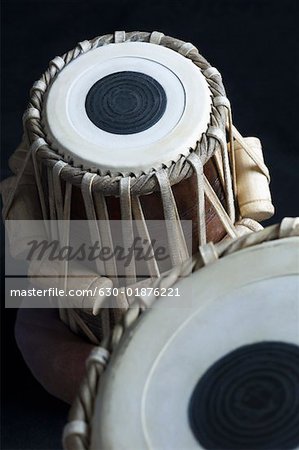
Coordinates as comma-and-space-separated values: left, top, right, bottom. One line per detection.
85, 71, 167, 135
188, 342, 299, 449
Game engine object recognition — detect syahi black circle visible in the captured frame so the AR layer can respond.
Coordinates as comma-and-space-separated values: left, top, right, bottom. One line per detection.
85, 71, 167, 135
189, 342, 299, 449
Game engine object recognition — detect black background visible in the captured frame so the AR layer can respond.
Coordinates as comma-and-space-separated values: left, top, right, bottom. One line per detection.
1, 0, 299, 449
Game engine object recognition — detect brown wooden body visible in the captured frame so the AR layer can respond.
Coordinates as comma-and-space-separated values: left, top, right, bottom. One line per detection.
70, 158, 227, 253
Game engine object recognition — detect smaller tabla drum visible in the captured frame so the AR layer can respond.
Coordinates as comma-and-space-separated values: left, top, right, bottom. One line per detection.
85, 220, 299, 450
2, 30, 275, 344
23, 28, 232, 253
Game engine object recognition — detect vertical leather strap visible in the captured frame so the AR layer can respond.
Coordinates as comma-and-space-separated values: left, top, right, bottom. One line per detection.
81, 173, 105, 276
204, 175, 237, 239
120, 177, 136, 286
131, 196, 160, 279
94, 191, 118, 285
47, 166, 58, 240
207, 126, 235, 222
188, 152, 206, 246
31, 140, 49, 225
156, 169, 189, 266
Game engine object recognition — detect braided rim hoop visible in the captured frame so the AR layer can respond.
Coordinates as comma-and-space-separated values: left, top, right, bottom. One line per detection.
62, 217, 299, 450
25, 30, 229, 196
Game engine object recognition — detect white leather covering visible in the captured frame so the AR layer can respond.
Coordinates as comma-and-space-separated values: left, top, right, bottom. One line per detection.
43, 42, 212, 175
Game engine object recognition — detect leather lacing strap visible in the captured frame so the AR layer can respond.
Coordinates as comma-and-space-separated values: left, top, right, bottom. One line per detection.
213, 95, 236, 196
82, 172, 119, 284
31, 139, 49, 221
53, 161, 68, 221
86, 347, 110, 369
47, 162, 69, 322
81, 173, 105, 276
48, 166, 58, 237
149, 31, 164, 45
52, 160, 73, 259
199, 242, 219, 266
188, 152, 206, 246
63, 421, 88, 450
50, 56, 65, 71
131, 196, 160, 279
120, 177, 136, 286
81, 173, 112, 338
52, 161, 74, 329
78, 40, 92, 53
204, 176, 237, 239
114, 30, 126, 43
30, 81, 47, 96
156, 169, 189, 266
178, 42, 197, 57
207, 126, 235, 223
279, 217, 299, 238
3, 134, 49, 227
94, 191, 118, 285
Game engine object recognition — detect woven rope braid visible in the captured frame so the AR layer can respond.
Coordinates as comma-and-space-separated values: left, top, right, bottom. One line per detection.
62, 217, 299, 450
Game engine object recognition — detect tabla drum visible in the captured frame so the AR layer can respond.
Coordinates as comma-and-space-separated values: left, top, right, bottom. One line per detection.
2, 31, 273, 340
2, 31, 274, 258
63, 218, 299, 450
4, 30, 236, 256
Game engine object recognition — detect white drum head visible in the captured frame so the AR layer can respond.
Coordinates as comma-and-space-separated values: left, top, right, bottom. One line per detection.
91, 237, 299, 450
43, 42, 212, 175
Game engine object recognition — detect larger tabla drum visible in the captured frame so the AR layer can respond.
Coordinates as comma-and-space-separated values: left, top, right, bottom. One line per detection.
63, 218, 299, 450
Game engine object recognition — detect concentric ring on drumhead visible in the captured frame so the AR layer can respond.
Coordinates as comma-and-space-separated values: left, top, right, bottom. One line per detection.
91, 238, 299, 450
189, 342, 299, 450
43, 42, 212, 175
85, 71, 167, 134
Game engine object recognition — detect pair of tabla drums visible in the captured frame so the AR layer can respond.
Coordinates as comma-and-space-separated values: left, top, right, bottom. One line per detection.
3, 30, 298, 449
